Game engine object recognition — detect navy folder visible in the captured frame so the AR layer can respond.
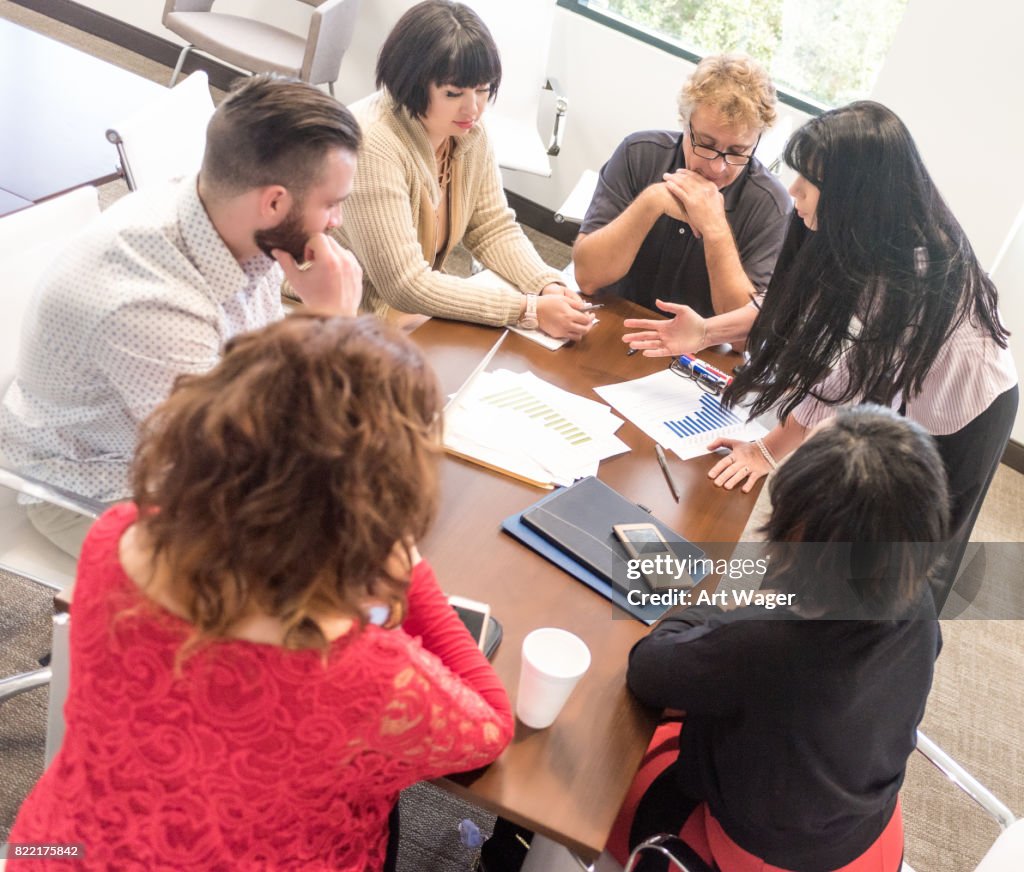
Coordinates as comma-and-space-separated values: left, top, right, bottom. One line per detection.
502, 477, 706, 624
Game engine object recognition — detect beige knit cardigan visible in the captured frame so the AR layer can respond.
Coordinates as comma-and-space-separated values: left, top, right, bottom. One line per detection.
334, 92, 563, 326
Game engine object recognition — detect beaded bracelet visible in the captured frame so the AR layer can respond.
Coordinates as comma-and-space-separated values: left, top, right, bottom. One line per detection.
754, 437, 779, 471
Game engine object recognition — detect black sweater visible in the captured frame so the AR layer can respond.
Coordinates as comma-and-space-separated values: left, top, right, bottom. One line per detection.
627, 594, 940, 870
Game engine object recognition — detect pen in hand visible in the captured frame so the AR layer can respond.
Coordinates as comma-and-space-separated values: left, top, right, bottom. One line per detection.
655, 444, 681, 503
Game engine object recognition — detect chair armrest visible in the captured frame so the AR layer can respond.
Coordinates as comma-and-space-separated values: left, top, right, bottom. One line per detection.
0, 467, 106, 520
0, 667, 52, 703
303, 0, 361, 87
543, 77, 568, 157
916, 730, 1017, 831
163, 0, 215, 24
975, 819, 1024, 872
624, 835, 698, 871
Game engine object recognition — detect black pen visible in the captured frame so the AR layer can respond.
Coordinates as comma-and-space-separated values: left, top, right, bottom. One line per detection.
655, 444, 681, 503
626, 347, 639, 356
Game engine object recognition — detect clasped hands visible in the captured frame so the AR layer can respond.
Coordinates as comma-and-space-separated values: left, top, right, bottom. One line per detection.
650, 169, 728, 240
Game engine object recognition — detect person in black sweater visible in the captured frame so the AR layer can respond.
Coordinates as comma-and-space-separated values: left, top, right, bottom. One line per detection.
623, 406, 948, 871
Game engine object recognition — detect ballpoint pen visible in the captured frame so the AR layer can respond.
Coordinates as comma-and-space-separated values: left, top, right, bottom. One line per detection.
655, 444, 681, 503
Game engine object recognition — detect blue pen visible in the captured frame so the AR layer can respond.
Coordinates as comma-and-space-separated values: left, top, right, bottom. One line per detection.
677, 354, 732, 387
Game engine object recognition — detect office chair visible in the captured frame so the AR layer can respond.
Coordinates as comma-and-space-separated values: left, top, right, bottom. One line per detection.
555, 169, 599, 225
106, 71, 215, 192
904, 732, 1023, 871
613, 731, 1022, 872
0, 611, 70, 766
469, 0, 568, 177
162, 0, 361, 96
0, 185, 106, 584
0, 190, 104, 724
623, 835, 700, 871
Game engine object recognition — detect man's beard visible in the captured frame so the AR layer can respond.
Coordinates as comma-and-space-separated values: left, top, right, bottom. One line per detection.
254, 204, 310, 262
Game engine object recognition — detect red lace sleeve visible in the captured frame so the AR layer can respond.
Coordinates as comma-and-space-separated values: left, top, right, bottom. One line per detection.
398, 560, 514, 773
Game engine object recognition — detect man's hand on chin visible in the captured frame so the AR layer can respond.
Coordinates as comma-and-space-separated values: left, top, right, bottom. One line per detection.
273, 233, 363, 317
661, 170, 729, 240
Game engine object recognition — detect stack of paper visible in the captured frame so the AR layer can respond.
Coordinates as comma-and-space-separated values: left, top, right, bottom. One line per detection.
595, 369, 767, 461
445, 369, 628, 487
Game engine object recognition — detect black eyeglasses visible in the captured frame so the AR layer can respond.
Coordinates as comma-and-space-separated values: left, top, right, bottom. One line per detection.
688, 124, 761, 167
669, 357, 726, 395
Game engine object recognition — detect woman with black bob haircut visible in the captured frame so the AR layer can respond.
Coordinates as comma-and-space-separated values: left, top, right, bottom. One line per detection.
615, 406, 947, 872
622, 101, 1017, 610
334, 0, 594, 339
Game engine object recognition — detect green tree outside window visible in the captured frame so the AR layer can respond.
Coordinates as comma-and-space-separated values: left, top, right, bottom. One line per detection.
593, 0, 908, 108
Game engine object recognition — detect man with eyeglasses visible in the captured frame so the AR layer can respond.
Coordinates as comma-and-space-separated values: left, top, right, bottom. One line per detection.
573, 53, 791, 317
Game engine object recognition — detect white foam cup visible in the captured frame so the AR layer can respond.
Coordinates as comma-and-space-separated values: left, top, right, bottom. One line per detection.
515, 628, 591, 729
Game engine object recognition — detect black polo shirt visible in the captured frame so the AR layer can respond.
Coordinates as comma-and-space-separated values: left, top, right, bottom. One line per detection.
580, 130, 792, 315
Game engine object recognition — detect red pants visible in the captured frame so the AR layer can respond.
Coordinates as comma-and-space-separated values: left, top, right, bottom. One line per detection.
607, 722, 905, 872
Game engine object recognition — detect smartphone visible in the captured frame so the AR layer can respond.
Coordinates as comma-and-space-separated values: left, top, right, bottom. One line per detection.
449, 595, 491, 653
612, 522, 684, 591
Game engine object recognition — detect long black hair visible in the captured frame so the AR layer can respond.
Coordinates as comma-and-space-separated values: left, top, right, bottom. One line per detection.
725, 101, 1007, 420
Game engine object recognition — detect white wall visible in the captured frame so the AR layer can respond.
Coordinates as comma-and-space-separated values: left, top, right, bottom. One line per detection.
872, 0, 1024, 438
871, 0, 1024, 272
991, 207, 1024, 441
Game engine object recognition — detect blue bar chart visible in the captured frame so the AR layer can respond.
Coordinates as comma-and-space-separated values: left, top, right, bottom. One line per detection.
596, 370, 767, 461
663, 393, 743, 438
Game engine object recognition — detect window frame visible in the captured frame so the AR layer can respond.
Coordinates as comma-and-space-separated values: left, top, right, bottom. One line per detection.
555, 0, 828, 117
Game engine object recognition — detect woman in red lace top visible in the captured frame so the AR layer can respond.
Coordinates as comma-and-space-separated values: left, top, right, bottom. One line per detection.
9, 314, 514, 871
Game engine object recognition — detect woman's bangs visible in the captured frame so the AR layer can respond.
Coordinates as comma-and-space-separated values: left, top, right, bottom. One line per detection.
438, 32, 501, 89
784, 124, 824, 188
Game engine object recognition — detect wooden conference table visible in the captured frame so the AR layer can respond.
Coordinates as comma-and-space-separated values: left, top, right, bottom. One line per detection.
0, 18, 163, 214
411, 296, 760, 859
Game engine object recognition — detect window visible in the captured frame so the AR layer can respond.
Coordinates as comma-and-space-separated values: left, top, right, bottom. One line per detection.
558, 0, 909, 112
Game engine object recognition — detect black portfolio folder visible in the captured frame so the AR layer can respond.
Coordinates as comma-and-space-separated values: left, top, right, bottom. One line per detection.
519, 476, 705, 593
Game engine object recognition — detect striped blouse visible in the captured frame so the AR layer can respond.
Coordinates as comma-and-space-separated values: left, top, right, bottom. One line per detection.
792, 310, 1017, 435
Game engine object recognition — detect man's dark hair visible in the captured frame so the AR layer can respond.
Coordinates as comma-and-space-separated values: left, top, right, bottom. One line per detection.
201, 74, 361, 197
725, 100, 1008, 422
376, 0, 501, 118
762, 405, 950, 615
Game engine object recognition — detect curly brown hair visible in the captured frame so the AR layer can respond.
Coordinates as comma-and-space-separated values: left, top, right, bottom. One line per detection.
131, 314, 443, 651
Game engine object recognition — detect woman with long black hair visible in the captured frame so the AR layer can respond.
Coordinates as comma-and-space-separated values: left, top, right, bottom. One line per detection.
622, 101, 1017, 609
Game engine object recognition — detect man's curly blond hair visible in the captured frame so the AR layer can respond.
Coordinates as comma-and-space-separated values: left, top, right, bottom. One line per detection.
677, 53, 777, 131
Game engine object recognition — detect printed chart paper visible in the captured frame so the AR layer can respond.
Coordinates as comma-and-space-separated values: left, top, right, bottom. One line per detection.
594, 369, 767, 461
445, 369, 629, 486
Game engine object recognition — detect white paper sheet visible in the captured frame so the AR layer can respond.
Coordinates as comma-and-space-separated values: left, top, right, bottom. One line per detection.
445, 369, 628, 486
594, 369, 767, 461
